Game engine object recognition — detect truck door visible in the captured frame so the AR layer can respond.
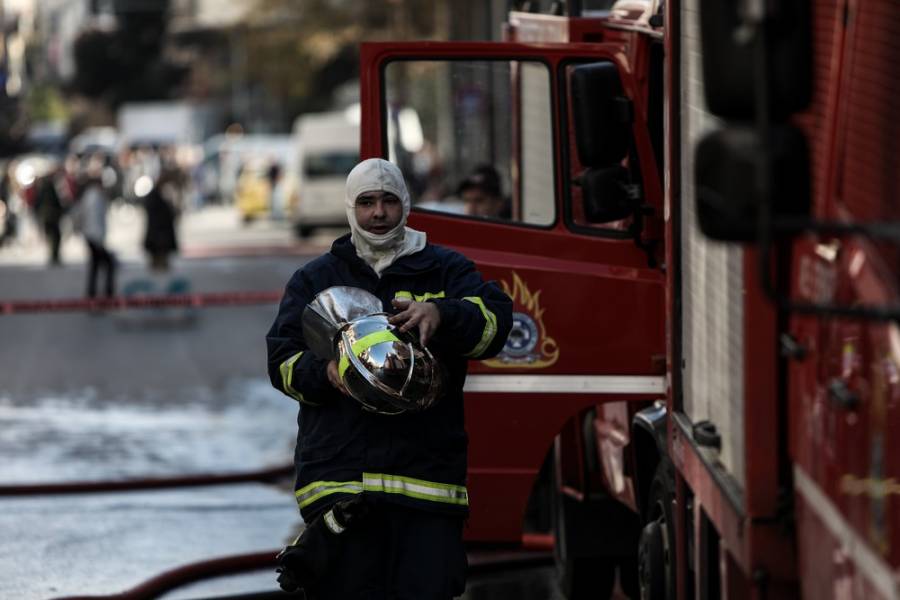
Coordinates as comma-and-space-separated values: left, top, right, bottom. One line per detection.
360, 41, 667, 542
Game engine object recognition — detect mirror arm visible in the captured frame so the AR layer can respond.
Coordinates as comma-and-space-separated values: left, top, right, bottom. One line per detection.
622, 184, 658, 269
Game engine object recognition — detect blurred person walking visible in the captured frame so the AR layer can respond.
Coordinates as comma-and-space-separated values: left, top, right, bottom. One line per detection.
0, 165, 16, 247
142, 170, 179, 271
268, 163, 298, 221
33, 167, 66, 265
73, 159, 116, 298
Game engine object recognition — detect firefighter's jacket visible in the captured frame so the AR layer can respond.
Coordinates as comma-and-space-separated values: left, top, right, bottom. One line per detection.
266, 234, 512, 521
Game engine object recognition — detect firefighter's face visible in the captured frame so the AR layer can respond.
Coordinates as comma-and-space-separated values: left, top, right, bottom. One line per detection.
354, 191, 403, 234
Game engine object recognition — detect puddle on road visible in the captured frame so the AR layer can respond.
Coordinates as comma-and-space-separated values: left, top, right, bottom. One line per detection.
0, 377, 297, 483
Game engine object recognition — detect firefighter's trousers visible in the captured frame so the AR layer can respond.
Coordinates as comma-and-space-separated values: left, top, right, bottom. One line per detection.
313, 502, 467, 600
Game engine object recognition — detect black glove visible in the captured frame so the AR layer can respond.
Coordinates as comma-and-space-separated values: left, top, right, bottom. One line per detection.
274, 554, 307, 595
275, 495, 372, 594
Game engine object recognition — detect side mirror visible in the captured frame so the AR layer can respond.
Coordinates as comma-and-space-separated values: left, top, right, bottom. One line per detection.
695, 126, 810, 241
570, 62, 632, 167
699, 0, 812, 119
578, 165, 637, 223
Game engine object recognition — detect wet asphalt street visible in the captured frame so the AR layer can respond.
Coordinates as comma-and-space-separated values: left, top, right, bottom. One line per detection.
0, 253, 306, 599
0, 247, 571, 600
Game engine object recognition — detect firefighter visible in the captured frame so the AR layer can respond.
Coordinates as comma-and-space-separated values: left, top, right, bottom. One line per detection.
266, 158, 512, 599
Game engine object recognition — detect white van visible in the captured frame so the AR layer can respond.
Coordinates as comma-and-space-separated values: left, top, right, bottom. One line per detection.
292, 106, 359, 238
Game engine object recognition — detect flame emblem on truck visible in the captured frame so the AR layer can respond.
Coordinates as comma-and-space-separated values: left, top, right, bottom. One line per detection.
483, 271, 559, 369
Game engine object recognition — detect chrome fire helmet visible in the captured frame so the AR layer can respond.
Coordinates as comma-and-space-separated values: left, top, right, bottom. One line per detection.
301, 286, 443, 415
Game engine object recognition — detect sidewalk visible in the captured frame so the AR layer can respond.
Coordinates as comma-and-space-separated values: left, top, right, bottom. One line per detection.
0, 204, 332, 267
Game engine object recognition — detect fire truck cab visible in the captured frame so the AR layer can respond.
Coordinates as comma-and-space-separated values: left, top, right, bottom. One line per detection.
359, 2, 667, 597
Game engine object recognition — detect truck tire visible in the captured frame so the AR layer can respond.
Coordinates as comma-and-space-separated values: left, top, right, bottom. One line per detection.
638, 462, 675, 600
552, 486, 616, 599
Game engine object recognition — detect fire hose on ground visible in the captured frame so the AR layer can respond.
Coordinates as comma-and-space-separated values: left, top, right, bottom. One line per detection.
0, 290, 284, 316
0, 464, 294, 496
47, 542, 554, 600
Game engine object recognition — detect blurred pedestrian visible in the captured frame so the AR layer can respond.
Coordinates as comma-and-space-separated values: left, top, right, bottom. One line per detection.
0, 165, 15, 247
142, 170, 179, 272
73, 159, 116, 298
33, 168, 65, 265
269, 162, 296, 221
60, 155, 81, 208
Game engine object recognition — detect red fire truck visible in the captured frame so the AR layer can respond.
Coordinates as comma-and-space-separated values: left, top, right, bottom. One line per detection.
357, 0, 899, 598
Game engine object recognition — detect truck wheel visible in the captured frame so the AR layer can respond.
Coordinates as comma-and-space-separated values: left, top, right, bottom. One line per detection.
552, 487, 616, 599
639, 463, 675, 600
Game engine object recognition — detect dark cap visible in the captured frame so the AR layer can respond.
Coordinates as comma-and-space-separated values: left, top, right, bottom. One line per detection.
457, 165, 502, 198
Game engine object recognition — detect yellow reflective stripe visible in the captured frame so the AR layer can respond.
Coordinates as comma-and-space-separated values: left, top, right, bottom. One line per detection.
279, 352, 311, 404
394, 290, 446, 302
323, 509, 345, 534
362, 472, 469, 506
337, 330, 401, 378
294, 480, 363, 509
462, 297, 498, 357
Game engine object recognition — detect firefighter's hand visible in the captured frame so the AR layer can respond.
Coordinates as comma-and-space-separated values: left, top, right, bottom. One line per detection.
326, 360, 348, 395
276, 544, 313, 595
389, 298, 441, 346
275, 561, 303, 594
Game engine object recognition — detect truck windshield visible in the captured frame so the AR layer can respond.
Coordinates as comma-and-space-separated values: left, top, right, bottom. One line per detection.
383, 59, 554, 226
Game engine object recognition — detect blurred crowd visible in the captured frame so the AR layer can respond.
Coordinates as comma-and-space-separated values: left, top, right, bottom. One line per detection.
0, 147, 185, 253
0, 143, 196, 298
0, 132, 297, 271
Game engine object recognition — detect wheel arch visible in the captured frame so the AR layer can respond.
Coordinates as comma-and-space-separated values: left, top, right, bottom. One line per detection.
631, 401, 668, 521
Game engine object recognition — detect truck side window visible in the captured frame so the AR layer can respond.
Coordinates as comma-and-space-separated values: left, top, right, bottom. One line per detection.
383, 60, 555, 226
